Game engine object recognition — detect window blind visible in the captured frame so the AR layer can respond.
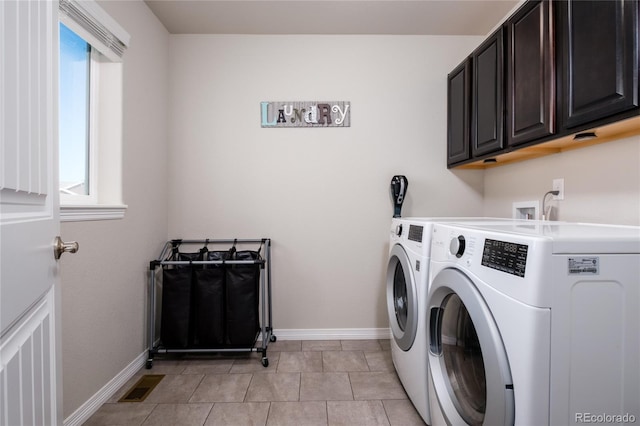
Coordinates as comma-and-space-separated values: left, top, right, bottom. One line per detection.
59, 0, 130, 62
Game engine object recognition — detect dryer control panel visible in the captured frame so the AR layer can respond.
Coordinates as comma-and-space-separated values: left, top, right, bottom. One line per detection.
481, 239, 528, 277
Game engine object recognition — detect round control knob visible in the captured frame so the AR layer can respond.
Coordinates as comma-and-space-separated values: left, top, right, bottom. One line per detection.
395, 224, 403, 237
449, 235, 466, 258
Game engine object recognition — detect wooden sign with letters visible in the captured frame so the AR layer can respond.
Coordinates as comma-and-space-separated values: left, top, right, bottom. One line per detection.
261, 101, 350, 128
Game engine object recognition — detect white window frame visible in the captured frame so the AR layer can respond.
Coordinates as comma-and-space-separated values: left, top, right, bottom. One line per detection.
58, 0, 129, 222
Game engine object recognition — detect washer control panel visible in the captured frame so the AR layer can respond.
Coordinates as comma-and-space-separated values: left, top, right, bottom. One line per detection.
481, 239, 528, 277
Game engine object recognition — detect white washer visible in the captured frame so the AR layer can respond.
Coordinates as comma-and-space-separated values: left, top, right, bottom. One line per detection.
387, 217, 519, 424
427, 222, 640, 425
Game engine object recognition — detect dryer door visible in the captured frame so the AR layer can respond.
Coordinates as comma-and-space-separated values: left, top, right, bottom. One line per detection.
428, 268, 515, 426
386, 244, 418, 351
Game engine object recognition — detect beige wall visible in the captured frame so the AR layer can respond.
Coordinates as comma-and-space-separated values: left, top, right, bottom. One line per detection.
483, 133, 640, 225
167, 35, 485, 331
60, 0, 169, 418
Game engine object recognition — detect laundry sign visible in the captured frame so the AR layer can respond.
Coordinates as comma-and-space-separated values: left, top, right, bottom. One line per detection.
261, 101, 350, 128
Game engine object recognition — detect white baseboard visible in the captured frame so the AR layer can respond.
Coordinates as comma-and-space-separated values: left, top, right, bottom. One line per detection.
272, 328, 392, 340
63, 350, 147, 426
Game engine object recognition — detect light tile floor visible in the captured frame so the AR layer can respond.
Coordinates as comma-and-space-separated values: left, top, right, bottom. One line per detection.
84, 339, 427, 426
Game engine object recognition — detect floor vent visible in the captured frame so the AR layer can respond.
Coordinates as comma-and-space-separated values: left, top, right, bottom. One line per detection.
119, 374, 165, 402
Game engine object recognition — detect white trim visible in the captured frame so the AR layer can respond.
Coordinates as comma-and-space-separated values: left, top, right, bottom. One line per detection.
63, 350, 147, 426
60, 204, 127, 222
272, 328, 392, 341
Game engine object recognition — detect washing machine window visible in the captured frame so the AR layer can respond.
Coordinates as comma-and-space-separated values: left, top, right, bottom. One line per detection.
387, 244, 418, 351
428, 268, 515, 426
393, 262, 408, 331
440, 293, 486, 424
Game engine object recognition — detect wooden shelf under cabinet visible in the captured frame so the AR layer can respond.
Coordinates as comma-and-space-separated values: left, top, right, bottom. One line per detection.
455, 115, 640, 170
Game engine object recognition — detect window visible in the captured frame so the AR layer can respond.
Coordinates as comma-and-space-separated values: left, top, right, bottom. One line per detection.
58, 0, 130, 221
59, 23, 92, 199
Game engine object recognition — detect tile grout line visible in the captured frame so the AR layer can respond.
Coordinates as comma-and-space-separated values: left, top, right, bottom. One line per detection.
137, 402, 157, 426
324, 400, 330, 426
347, 371, 355, 402
201, 402, 215, 426
243, 372, 255, 403
264, 401, 272, 426
380, 399, 392, 426
185, 372, 206, 404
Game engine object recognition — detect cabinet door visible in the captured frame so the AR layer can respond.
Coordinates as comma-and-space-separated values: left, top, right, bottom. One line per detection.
472, 28, 505, 157
559, 0, 639, 129
506, 0, 555, 147
447, 59, 471, 166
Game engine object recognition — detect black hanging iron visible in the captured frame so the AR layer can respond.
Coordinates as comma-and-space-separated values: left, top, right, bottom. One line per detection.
390, 175, 408, 218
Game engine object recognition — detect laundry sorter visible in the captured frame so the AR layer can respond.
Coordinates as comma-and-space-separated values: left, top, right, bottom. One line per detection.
146, 238, 275, 368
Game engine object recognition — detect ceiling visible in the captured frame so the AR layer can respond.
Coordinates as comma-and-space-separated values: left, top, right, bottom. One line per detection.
144, 0, 521, 35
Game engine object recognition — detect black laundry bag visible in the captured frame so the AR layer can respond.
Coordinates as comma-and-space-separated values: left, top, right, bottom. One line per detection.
191, 250, 228, 347
225, 250, 261, 346
160, 251, 201, 348
160, 244, 263, 349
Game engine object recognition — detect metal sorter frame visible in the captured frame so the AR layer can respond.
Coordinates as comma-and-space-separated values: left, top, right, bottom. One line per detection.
146, 238, 275, 368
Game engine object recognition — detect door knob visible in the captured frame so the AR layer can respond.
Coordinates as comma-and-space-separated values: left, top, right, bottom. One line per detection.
54, 236, 79, 260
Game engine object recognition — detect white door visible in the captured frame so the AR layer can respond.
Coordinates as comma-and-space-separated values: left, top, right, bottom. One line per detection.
1, 1, 63, 424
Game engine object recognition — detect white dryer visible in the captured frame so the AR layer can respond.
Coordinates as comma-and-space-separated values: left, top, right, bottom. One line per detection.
427, 222, 640, 425
387, 217, 517, 425
388, 217, 433, 424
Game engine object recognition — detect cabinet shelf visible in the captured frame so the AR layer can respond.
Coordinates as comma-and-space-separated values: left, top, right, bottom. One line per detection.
455, 115, 640, 170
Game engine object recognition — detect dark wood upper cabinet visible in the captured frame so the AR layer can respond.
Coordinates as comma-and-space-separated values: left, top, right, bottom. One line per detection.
471, 28, 505, 157
506, 0, 555, 147
447, 59, 471, 166
445, 0, 639, 168
558, 0, 639, 130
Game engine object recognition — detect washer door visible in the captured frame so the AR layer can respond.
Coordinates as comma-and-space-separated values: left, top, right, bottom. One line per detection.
428, 268, 515, 426
386, 244, 418, 351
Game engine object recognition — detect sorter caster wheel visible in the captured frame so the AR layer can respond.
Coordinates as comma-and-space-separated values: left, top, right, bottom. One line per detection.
270, 335, 277, 342
145, 359, 153, 369
262, 357, 269, 368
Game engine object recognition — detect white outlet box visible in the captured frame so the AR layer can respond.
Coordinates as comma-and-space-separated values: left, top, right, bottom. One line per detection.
513, 201, 539, 220
553, 178, 564, 200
